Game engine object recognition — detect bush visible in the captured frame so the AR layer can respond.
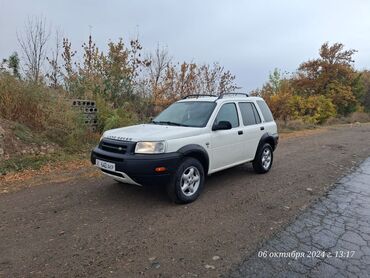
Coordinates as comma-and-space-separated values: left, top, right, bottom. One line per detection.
42, 102, 87, 150
95, 96, 139, 131
324, 111, 370, 125
347, 111, 370, 123
103, 106, 138, 131
276, 119, 316, 132
12, 123, 36, 143
0, 73, 93, 152
324, 117, 346, 126
289, 95, 336, 124
0, 74, 46, 129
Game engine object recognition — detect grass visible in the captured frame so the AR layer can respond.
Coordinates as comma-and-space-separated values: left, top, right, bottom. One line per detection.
276, 112, 370, 133
12, 122, 45, 145
0, 151, 90, 175
276, 119, 317, 133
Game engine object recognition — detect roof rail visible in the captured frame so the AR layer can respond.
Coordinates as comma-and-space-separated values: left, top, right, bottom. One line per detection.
182, 94, 217, 99
218, 92, 249, 99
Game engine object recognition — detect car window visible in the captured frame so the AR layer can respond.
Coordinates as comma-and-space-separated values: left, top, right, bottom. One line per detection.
153, 101, 216, 127
238, 102, 261, 126
257, 100, 274, 122
251, 103, 261, 124
214, 103, 239, 128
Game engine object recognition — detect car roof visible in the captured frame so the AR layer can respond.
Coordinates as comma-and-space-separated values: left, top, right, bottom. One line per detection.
178, 96, 264, 103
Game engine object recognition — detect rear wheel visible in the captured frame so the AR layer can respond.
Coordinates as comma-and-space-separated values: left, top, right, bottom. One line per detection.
253, 143, 273, 174
167, 157, 205, 204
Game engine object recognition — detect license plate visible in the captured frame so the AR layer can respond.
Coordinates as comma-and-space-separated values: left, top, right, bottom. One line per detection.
96, 159, 115, 171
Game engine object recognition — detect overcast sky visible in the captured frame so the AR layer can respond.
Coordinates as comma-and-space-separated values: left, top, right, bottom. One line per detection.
1, 0, 370, 91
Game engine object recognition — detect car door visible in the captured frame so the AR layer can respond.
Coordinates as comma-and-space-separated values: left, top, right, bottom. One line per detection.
238, 102, 264, 160
210, 102, 246, 171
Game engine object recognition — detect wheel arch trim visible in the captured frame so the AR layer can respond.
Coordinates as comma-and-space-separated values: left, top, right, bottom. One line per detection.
177, 144, 210, 174
254, 132, 278, 160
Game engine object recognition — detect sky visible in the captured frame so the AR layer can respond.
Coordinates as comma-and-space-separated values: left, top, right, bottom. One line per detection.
1, 0, 370, 91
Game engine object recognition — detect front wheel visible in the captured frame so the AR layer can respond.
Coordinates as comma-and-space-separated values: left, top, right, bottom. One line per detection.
253, 143, 273, 174
166, 157, 205, 204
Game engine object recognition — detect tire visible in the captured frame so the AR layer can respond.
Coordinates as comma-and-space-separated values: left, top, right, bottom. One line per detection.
166, 157, 205, 204
253, 143, 273, 174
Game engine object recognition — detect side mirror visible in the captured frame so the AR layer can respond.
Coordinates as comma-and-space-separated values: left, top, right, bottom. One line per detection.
212, 121, 232, 131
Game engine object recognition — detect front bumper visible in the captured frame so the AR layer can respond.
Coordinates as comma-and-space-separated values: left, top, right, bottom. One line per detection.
272, 133, 279, 150
91, 146, 182, 186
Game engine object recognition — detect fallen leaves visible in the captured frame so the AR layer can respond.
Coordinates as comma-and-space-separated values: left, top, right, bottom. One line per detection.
0, 159, 101, 194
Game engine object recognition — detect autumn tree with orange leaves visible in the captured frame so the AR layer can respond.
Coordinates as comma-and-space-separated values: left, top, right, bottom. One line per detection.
256, 42, 365, 124
149, 46, 239, 112
6, 19, 370, 133
294, 42, 360, 115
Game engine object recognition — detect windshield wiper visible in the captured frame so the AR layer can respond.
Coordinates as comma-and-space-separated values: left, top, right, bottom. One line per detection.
151, 120, 189, 127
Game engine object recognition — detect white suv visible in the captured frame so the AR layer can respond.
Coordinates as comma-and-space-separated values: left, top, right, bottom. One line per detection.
91, 93, 278, 203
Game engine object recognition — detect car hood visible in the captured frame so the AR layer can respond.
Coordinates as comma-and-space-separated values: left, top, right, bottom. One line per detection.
103, 124, 204, 142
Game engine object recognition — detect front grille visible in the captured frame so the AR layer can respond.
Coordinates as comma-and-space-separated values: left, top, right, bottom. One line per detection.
99, 139, 129, 154
95, 152, 123, 162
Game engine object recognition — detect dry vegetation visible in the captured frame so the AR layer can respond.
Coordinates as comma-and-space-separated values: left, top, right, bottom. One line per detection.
1, 16, 370, 174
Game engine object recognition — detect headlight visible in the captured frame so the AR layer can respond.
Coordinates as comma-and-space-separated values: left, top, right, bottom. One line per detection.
135, 141, 166, 154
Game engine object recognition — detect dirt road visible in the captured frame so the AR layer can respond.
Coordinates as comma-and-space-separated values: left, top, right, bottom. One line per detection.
1, 124, 370, 277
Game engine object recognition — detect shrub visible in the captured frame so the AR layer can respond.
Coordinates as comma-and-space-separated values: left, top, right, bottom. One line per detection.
347, 112, 370, 123
324, 112, 370, 125
0, 73, 46, 129
276, 119, 316, 132
0, 73, 93, 152
42, 101, 87, 150
95, 96, 114, 131
103, 106, 138, 131
95, 95, 139, 131
13, 123, 35, 143
289, 95, 336, 124
324, 117, 346, 126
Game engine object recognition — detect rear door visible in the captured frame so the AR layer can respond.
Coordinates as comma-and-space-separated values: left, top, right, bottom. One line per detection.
238, 102, 264, 160
256, 100, 277, 135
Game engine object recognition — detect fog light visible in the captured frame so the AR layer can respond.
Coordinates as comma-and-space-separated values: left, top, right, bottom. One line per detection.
155, 167, 167, 173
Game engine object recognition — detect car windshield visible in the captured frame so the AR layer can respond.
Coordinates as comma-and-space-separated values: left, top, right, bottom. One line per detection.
152, 101, 216, 128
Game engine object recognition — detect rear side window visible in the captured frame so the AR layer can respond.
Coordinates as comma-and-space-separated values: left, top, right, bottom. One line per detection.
238, 102, 261, 126
257, 100, 274, 122
214, 103, 239, 128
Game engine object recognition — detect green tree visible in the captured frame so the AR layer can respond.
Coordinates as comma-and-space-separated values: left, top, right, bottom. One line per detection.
8, 52, 21, 79
1, 52, 21, 78
269, 68, 282, 94
360, 70, 370, 112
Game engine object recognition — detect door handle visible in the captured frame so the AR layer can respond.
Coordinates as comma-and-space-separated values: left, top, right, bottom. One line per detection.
238, 130, 243, 135
260, 126, 265, 131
